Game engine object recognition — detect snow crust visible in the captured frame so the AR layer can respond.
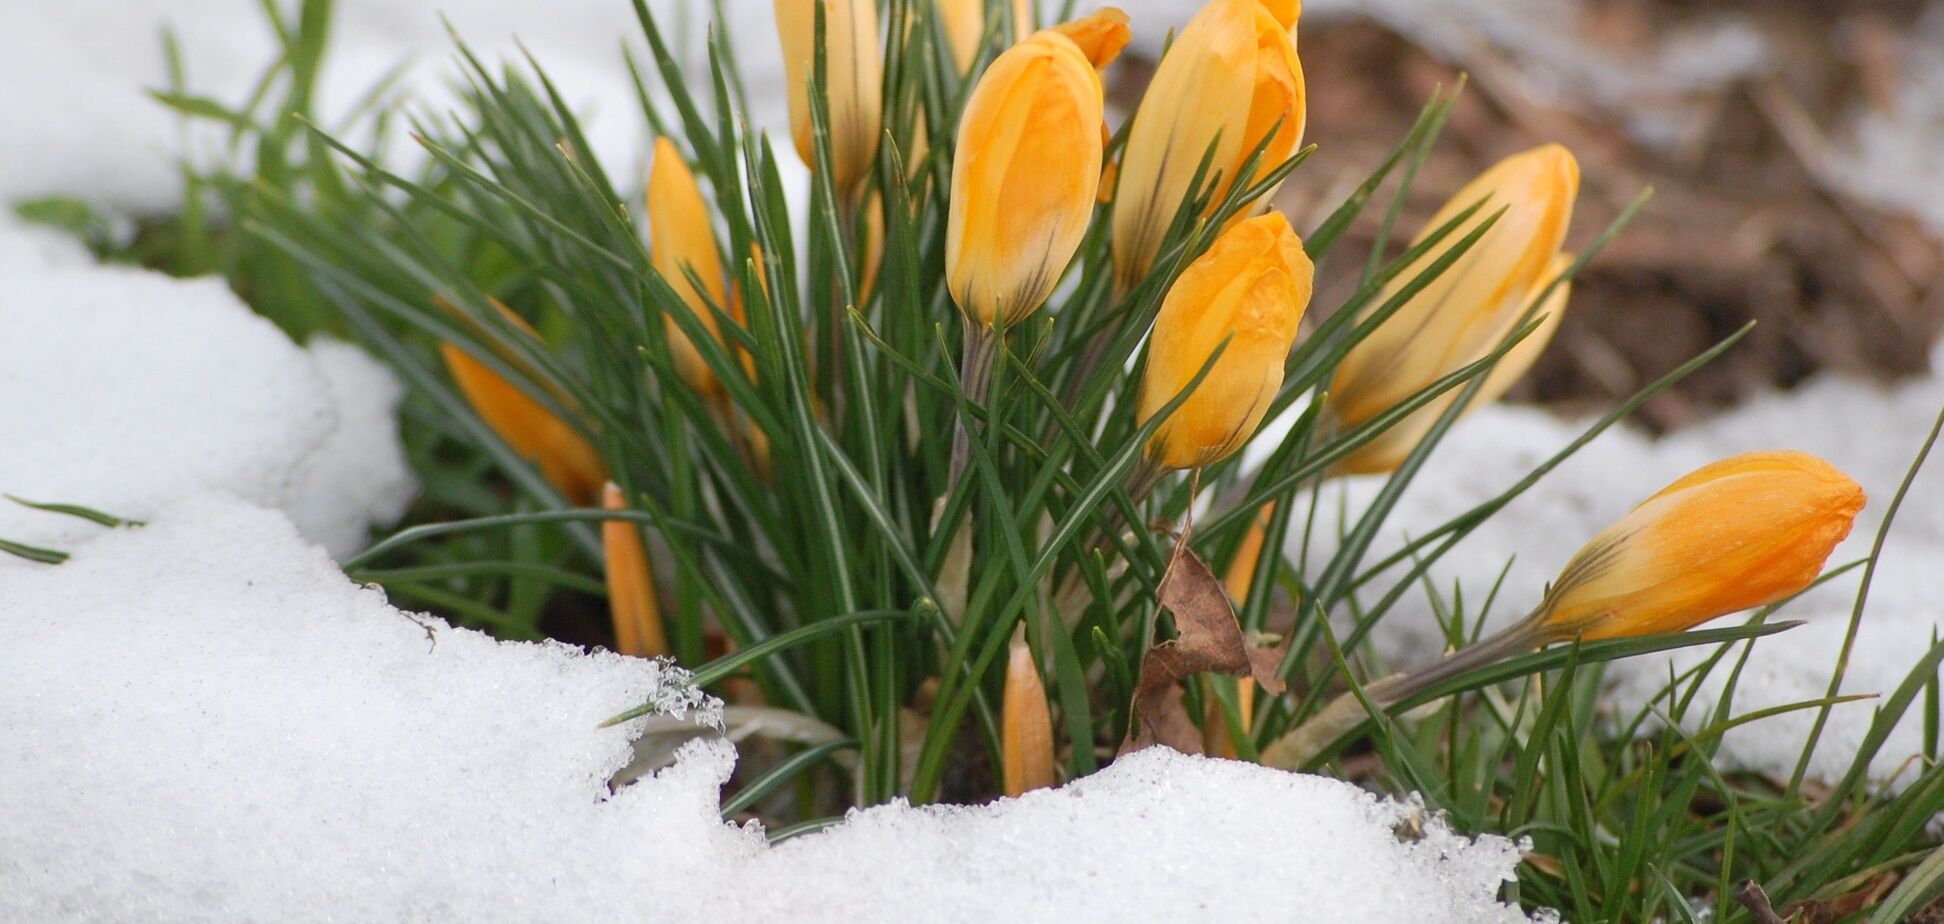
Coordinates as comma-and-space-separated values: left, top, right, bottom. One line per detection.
0, 223, 412, 559
733, 748, 1535, 923
0, 497, 1538, 922
290, 337, 419, 558
0, 497, 745, 922
1296, 360, 1944, 788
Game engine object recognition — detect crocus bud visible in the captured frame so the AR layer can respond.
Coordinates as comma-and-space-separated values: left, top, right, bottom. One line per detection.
1329, 144, 1580, 475
438, 300, 607, 505
1536, 452, 1865, 641
602, 482, 670, 658
1111, 0, 1305, 289
1001, 632, 1056, 796
1138, 212, 1313, 469
776, 0, 884, 192
946, 29, 1105, 328
649, 138, 745, 396
937, 0, 1033, 73
1342, 252, 1575, 475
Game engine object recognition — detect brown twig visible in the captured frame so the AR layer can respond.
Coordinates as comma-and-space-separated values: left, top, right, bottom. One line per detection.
1734, 879, 1787, 924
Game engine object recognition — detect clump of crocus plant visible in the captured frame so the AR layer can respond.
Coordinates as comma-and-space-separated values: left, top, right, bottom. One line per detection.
281, 0, 1910, 861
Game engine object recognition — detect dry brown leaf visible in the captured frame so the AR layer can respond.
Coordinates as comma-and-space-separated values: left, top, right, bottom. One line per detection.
1777, 871, 1895, 924
1121, 542, 1286, 755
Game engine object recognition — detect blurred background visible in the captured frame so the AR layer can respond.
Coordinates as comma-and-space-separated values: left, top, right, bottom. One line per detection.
1250, 0, 1944, 432
6, 0, 1941, 432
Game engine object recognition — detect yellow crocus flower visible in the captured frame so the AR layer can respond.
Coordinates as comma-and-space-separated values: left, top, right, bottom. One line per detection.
438, 299, 607, 505
1138, 212, 1314, 470
602, 482, 670, 659
1535, 451, 1865, 641
775, 0, 884, 193
647, 138, 741, 396
1001, 631, 1056, 796
945, 27, 1106, 329
1111, 0, 1305, 290
1329, 144, 1580, 475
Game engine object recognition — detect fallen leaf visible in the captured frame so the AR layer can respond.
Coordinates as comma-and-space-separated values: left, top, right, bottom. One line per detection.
1120, 541, 1286, 755
1777, 871, 1894, 923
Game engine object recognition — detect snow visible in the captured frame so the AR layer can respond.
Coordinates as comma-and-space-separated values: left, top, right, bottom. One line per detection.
0, 235, 413, 560
1298, 357, 1944, 788
0, 497, 744, 922
289, 337, 418, 559
731, 748, 1535, 923
0, 216, 96, 268
0, 497, 1538, 922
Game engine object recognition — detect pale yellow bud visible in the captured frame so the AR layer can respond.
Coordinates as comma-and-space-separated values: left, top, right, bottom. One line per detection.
603, 483, 670, 659
438, 299, 607, 505
648, 138, 741, 396
1111, 0, 1305, 289
1002, 634, 1057, 796
1330, 144, 1580, 475
1051, 8, 1130, 69
1138, 212, 1314, 469
945, 29, 1105, 328
776, 0, 885, 192
937, 0, 1034, 73
1537, 451, 1864, 641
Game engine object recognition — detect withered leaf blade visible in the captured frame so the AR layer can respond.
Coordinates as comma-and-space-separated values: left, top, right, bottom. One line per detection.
1777, 871, 1895, 924
1121, 542, 1286, 756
